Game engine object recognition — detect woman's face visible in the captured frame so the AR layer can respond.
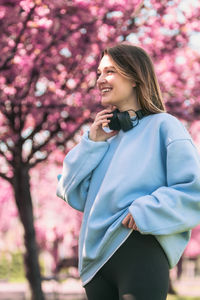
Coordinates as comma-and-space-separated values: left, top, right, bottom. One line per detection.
97, 55, 136, 110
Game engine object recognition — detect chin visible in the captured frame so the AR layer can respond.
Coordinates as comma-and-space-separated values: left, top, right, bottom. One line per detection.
101, 97, 116, 107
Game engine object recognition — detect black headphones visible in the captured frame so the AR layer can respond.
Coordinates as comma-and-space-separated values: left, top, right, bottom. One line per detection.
108, 109, 147, 132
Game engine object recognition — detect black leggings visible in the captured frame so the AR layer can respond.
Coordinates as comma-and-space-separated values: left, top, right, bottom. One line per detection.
84, 231, 169, 300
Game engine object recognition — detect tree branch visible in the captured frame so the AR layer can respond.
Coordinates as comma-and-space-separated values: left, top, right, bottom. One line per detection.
27, 123, 61, 162
17, 67, 40, 100
56, 117, 92, 147
29, 117, 91, 168
0, 148, 7, 160
29, 155, 48, 169
33, 17, 97, 71
23, 112, 49, 142
0, 172, 13, 183
0, 146, 13, 164
0, 5, 36, 70
0, 101, 18, 133
0, 140, 13, 153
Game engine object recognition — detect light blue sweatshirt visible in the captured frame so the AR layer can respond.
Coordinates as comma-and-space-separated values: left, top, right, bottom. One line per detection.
56, 112, 200, 286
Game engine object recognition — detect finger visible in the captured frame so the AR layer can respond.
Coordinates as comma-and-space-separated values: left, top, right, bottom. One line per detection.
122, 221, 129, 228
96, 114, 113, 122
106, 130, 118, 138
122, 219, 128, 227
133, 223, 139, 231
107, 105, 115, 110
96, 109, 113, 117
122, 216, 128, 226
107, 105, 117, 111
122, 213, 131, 226
95, 119, 111, 127
128, 217, 135, 229
127, 216, 133, 229
99, 113, 113, 118
122, 213, 130, 224
104, 131, 118, 139
96, 118, 112, 126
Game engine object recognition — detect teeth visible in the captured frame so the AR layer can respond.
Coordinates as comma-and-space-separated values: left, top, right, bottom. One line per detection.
102, 88, 112, 92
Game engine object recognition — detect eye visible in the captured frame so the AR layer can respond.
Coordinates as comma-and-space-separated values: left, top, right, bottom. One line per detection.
107, 70, 115, 74
96, 72, 101, 78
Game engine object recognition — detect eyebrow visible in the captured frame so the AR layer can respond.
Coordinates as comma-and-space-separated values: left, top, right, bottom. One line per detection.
97, 66, 116, 72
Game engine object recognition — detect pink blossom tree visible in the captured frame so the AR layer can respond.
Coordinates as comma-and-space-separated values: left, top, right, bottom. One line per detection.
30, 159, 82, 277
0, 0, 200, 299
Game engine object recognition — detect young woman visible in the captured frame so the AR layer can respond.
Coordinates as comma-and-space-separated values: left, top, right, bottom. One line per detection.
56, 43, 200, 300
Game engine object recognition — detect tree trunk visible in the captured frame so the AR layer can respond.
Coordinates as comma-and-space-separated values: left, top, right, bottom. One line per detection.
13, 165, 45, 300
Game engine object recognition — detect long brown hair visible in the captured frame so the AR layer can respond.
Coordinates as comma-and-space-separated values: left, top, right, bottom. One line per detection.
102, 43, 166, 114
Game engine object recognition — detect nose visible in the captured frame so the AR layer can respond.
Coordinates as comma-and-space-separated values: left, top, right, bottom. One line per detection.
97, 73, 106, 86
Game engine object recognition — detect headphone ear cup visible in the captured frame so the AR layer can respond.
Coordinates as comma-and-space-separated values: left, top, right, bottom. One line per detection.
108, 109, 121, 130
117, 111, 133, 132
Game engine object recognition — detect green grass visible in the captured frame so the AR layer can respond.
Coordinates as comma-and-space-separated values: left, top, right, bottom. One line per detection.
0, 251, 26, 282
0, 250, 47, 283
167, 295, 200, 300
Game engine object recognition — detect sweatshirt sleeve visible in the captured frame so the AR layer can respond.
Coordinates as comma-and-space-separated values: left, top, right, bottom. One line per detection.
56, 131, 109, 212
129, 139, 200, 235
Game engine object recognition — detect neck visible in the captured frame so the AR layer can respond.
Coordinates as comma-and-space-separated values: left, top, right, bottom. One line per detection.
116, 90, 141, 116
117, 104, 142, 117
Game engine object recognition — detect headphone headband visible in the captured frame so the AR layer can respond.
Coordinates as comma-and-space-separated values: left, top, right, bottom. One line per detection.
108, 109, 147, 132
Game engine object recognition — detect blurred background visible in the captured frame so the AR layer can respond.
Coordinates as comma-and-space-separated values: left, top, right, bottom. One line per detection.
0, 0, 200, 299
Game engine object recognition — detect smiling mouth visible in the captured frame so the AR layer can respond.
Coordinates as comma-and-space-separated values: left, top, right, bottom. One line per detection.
101, 88, 112, 95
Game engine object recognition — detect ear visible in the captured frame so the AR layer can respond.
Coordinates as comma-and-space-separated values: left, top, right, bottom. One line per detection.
132, 80, 136, 87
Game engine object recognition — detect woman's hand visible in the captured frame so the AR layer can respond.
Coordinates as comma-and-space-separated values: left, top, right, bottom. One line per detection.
89, 108, 119, 142
122, 213, 139, 230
